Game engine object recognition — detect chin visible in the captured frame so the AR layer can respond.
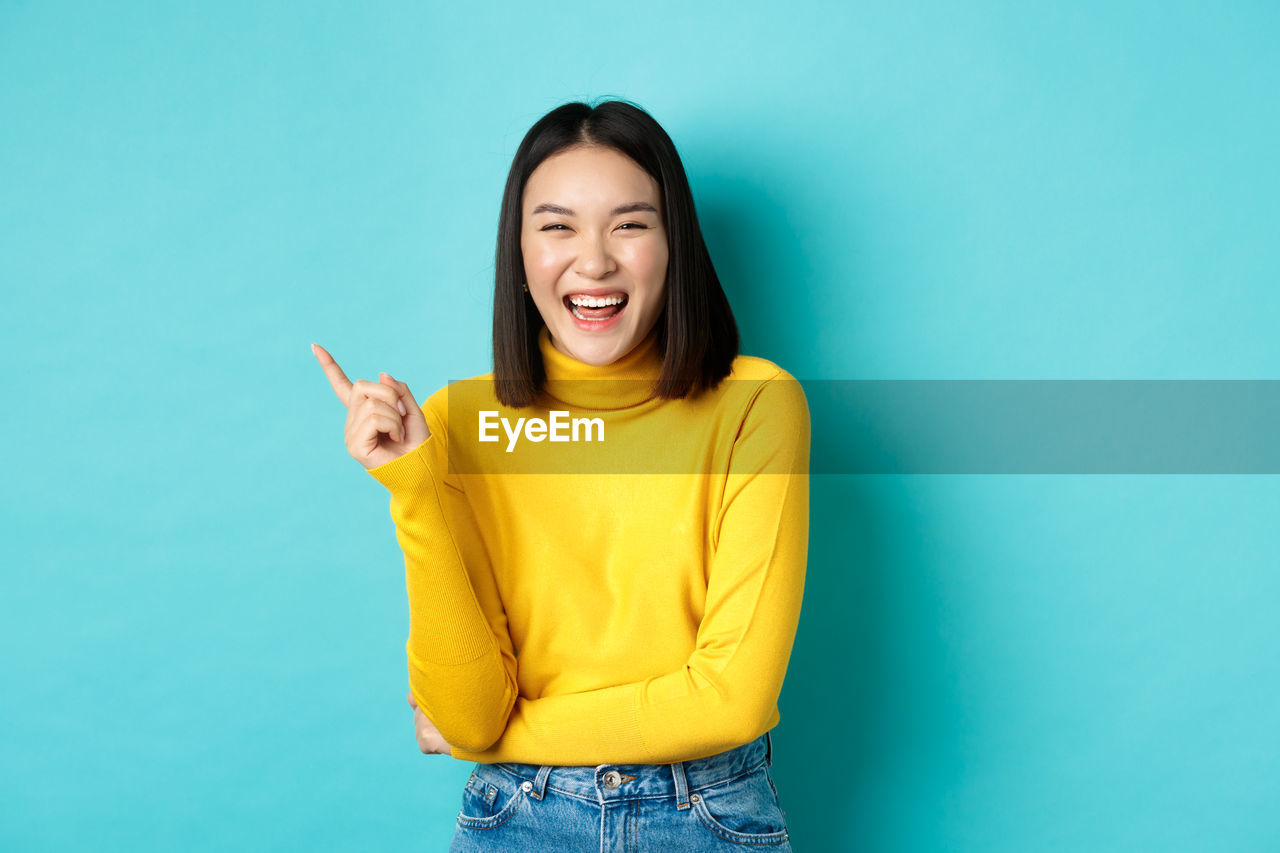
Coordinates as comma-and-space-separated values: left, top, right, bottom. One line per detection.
556, 327, 634, 366
567, 339, 627, 366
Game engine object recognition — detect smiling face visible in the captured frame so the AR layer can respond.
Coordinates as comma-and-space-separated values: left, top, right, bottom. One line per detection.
521, 144, 669, 366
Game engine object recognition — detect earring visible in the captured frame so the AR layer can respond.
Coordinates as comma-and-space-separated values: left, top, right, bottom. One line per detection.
522, 282, 529, 292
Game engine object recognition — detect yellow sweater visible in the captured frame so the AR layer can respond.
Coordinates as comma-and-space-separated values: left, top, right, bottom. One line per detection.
366, 325, 810, 765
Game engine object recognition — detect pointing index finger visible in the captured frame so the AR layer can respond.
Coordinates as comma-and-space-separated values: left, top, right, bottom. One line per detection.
311, 342, 354, 405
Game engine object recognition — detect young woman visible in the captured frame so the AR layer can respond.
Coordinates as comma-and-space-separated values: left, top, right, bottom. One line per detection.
313, 100, 809, 851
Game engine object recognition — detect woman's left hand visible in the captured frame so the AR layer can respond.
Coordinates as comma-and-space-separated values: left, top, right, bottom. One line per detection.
407, 692, 453, 755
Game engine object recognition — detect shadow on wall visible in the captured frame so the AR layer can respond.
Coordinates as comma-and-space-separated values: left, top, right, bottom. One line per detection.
696, 175, 823, 365
775, 476, 968, 851
696, 168, 966, 851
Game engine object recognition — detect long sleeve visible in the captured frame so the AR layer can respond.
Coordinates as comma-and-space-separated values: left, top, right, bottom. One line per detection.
366, 400, 518, 752
449, 373, 811, 765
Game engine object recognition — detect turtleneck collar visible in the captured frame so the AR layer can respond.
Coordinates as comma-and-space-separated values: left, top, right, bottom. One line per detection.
538, 324, 663, 410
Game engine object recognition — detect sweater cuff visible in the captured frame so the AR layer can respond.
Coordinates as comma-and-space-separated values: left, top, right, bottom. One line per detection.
365, 437, 437, 496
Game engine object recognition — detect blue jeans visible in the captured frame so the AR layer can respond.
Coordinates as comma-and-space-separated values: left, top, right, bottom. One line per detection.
448, 732, 792, 851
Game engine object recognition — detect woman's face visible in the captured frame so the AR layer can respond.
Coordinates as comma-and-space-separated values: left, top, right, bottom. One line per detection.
521, 145, 668, 366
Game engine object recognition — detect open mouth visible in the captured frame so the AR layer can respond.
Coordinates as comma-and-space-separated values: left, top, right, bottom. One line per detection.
563, 292, 628, 322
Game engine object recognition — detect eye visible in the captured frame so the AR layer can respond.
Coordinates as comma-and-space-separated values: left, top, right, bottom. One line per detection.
617, 223, 648, 230
540, 223, 570, 232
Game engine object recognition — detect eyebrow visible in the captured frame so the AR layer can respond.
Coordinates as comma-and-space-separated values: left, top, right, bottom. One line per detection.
530, 201, 659, 217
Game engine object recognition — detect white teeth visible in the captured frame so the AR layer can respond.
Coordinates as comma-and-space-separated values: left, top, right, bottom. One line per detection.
568, 294, 625, 308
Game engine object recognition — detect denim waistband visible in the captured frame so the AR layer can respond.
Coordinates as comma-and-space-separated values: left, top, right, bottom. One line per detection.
482, 732, 772, 807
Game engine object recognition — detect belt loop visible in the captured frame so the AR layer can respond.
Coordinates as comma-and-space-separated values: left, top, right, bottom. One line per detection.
765, 730, 773, 767
531, 765, 552, 800
671, 759, 692, 810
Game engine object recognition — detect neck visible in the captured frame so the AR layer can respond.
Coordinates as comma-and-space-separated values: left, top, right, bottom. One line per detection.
537, 325, 663, 409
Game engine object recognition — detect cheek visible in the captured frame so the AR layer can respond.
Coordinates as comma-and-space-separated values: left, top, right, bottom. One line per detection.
520, 234, 549, 268
524, 243, 571, 283
623, 241, 668, 286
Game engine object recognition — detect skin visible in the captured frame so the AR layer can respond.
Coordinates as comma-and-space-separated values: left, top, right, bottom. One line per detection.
522, 144, 668, 366
310, 143, 670, 757
408, 692, 451, 755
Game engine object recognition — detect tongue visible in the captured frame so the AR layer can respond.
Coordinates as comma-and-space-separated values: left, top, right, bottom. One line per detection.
574, 302, 622, 319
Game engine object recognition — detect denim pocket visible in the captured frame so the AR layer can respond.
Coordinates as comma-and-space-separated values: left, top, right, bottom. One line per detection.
456, 766, 526, 830
690, 764, 790, 846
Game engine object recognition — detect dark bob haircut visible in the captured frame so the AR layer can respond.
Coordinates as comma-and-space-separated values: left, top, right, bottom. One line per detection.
492, 100, 739, 408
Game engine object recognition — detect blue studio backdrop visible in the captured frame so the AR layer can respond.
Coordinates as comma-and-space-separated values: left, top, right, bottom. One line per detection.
2, 2, 1277, 851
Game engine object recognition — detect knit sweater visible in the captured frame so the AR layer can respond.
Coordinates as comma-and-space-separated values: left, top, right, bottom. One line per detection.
366, 325, 810, 765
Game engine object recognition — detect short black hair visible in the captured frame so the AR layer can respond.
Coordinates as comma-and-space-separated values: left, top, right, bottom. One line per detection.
492, 99, 739, 408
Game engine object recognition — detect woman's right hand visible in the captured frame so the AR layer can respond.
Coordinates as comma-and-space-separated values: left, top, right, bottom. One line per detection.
312, 343, 431, 470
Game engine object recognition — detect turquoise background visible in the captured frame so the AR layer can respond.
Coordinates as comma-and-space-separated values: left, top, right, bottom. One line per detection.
2, 1, 1277, 850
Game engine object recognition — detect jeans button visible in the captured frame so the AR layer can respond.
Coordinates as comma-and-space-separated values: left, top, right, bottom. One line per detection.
521, 781, 533, 793
603, 770, 622, 789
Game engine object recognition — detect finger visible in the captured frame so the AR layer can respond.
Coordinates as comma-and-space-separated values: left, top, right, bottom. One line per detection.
382, 373, 422, 417
311, 343, 358, 406
380, 374, 408, 416
351, 398, 408, 445
354, 397, 404, 427
355, 409, 406, 444
351, 378, 403, 411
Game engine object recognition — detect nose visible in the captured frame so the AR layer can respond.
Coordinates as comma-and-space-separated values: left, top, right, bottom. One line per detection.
573, 234, 617, 280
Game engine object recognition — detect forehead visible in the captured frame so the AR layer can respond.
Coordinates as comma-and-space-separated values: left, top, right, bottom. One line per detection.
523, 146, 660, 211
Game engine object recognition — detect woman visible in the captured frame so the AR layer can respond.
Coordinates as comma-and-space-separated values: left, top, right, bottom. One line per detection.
313, 100, 809, 851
